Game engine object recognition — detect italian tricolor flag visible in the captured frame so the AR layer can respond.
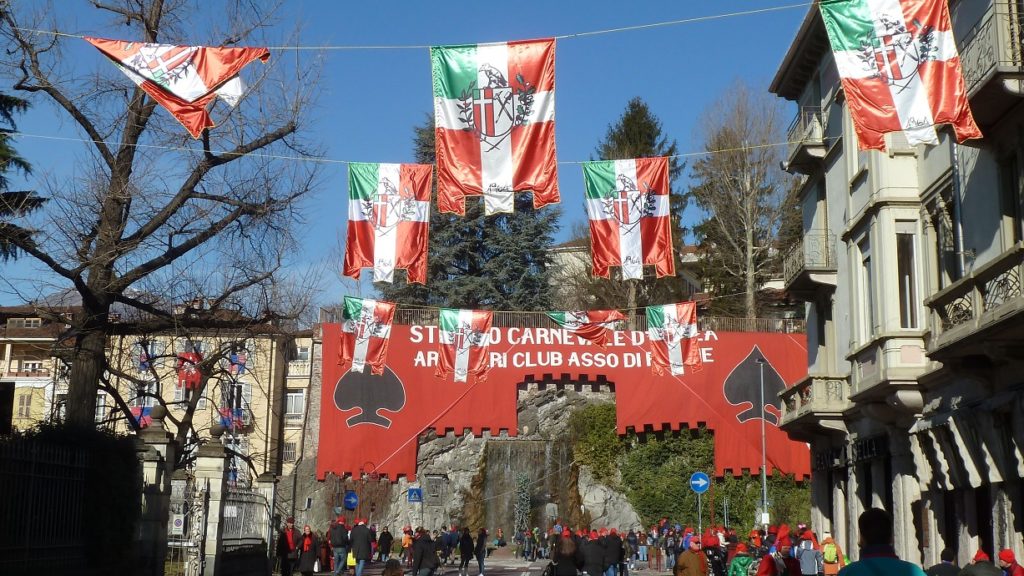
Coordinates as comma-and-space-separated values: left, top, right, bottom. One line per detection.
343, 162, 432, 284
339, 296, 396, 376
584, 157, 675, 280
819, 0, 981, 150
646, 302, 701, 376
436, 308, 493, 383
85, 37, 269, 138
431, 39, 559, 215
547, 310, 626, 349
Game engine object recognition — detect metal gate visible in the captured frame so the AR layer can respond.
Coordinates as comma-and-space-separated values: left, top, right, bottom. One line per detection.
166, 474, 209, 576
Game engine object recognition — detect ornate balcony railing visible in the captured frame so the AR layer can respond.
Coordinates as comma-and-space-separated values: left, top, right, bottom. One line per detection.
959, 2, 1024, 97
779, 374, 850, 428
286, 360, 311, 378
785, 106, 826, 173
925, 243, 1024, 357
783, 233, 838, 288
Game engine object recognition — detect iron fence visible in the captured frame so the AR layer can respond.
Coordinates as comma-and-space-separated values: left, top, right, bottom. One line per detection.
222, 487, 271, 551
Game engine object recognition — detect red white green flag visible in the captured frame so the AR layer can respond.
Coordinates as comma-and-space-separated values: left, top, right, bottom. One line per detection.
343, 162, 432, 284
818, 0, 981, 150
431, 39, 559, 216
546, 310, 626, 349
584, 157, 675, 280
437, 308, 493, 383
85, 37, 269, 138
339, 296, 396, 376
646, 302, 701, 376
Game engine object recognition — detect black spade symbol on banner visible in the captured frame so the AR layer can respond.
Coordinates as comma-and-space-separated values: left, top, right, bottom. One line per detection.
334, 365, 406, 428
723, 346, 785, 425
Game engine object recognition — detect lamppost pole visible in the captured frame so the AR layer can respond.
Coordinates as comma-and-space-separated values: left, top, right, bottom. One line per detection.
757, 357, 768, 528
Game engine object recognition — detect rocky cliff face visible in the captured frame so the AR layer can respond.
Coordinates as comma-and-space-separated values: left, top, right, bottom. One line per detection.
279, 353, 637, 534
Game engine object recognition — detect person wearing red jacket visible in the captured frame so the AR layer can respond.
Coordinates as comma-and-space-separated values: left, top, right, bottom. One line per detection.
755, 525, 800, 576
999, 549, 1024, 576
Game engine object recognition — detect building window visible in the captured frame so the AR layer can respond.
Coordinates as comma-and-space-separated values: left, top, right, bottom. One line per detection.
285, 390, 305, 422
858, 237, 874, 342
17, 393, 32, 418
295, 346, 310, 362
282, 441, 297, 462
896, 222, 920, 329
95, 394, 107, 423
7, 318, 41, 329
21, 360, 44, 373
133, 380, 157, 408
1000, 153, 1023, 248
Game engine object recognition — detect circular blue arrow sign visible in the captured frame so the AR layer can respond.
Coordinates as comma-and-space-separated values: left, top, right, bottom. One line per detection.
689, 472, 710, 494
344, 490, 359, 510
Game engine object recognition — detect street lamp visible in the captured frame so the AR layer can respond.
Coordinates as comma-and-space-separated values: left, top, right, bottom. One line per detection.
756, 357, 768, 528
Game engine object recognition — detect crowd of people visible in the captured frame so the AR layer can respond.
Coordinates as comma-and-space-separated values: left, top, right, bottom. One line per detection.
274, 509, 1024, 576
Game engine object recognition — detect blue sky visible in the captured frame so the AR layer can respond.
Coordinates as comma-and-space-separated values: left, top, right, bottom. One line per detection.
1, 1, 809, 306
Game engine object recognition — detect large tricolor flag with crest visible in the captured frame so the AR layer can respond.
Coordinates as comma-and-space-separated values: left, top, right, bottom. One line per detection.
431, 39, 559, 216
818, 0, 981, 150
646, 302, 702, 376
339, 296, 396, 376
546, 310, 626, 349
584, 157, 674, 280
343, 163, 432, 284
85, 38, 269, 138
436, 308, 493, 383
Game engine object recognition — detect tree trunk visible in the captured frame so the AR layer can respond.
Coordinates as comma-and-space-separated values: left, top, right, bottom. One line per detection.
65, 306, 110, 426
745, 196, 757, 319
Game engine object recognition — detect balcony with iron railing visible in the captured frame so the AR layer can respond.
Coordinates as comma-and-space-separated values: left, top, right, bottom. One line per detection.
783, 232, 838, 299
784, 106, 826, 175
779, 374, 850, 441
959, 1, 1024, 126
925, 242, 1024, 362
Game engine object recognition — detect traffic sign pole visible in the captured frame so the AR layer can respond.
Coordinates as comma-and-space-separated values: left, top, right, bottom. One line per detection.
697, 492, 702, 534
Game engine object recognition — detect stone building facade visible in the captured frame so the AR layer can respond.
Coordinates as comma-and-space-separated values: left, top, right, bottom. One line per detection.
772, 1, 1024, 566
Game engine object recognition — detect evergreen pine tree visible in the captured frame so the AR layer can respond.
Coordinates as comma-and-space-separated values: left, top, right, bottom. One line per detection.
376, 116, 560, 310
0, 91, 42, 262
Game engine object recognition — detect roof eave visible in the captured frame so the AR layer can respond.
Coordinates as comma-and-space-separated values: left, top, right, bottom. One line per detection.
769, 6, 829, 101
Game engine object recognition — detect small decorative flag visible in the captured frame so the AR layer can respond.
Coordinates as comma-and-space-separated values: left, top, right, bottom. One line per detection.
85, 37, 270, 138
546, 310, 626, 349
436, 308, 493, 383
343, 163, 432, 284
219, 406, 245, 429
339, 296, 397, 376
130, 406, 153, 428
818, 0, 981, 150
646, 302, 702, 376
229, 351, 247, 375
138, 342, 151, 372
583, 157, 675, 280
431, 38, 559, 215
176, 352, 203, 390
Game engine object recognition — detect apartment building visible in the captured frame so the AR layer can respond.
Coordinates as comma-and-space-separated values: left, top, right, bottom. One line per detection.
0, 301, 311, 484
771, 1, 1024, 566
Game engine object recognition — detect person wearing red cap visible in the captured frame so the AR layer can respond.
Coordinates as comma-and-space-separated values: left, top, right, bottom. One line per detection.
795, 529, 823, 576
959, 550, 1000, 576
754, 525, 799, 576
675, 536, 708, 576
999, 549, 1024, 576
831, 509, 924, 576
552, 529, 585, 576
605, 528, 624, 576
727, 543, 753, 576
277, 516, 302, 576
703, 530, 727, 576
350, 518, 374, 576
583, 530, 605, 576
329, 517, 351, 576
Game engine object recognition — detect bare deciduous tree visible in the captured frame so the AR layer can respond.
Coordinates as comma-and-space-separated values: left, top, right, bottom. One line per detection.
688, 80, 791, 319
0, 1, 322, 426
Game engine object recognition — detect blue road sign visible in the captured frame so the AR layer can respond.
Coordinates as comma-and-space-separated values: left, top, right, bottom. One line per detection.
689, 472, 710, 494
407, 487, 423, 503
344, 490, 359, 510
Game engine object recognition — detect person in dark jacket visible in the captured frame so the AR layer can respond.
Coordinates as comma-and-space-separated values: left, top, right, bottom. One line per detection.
350, 518, 374, 576
475, 528, 489, 576
925, 548, 958, 576
378, 527, 394, 562
552, 531, 585, 576
959, 550, 1002, 576
459, 527, 475, 576
605, 529, 624, 576
330, 517, 350, 575
413, 527, 441, 576
583, 531, 606, 576
298, 524, 320, 576
277, 516, 302, 576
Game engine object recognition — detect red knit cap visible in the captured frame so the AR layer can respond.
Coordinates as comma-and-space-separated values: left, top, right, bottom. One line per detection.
974, 550, 990, 562
999, 549, 1016, 563
589, 531, 599, 540
767, 525, 778, 534
562, 531, 572, 539
599, 528, 608, 536
735, 543, 749, 554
